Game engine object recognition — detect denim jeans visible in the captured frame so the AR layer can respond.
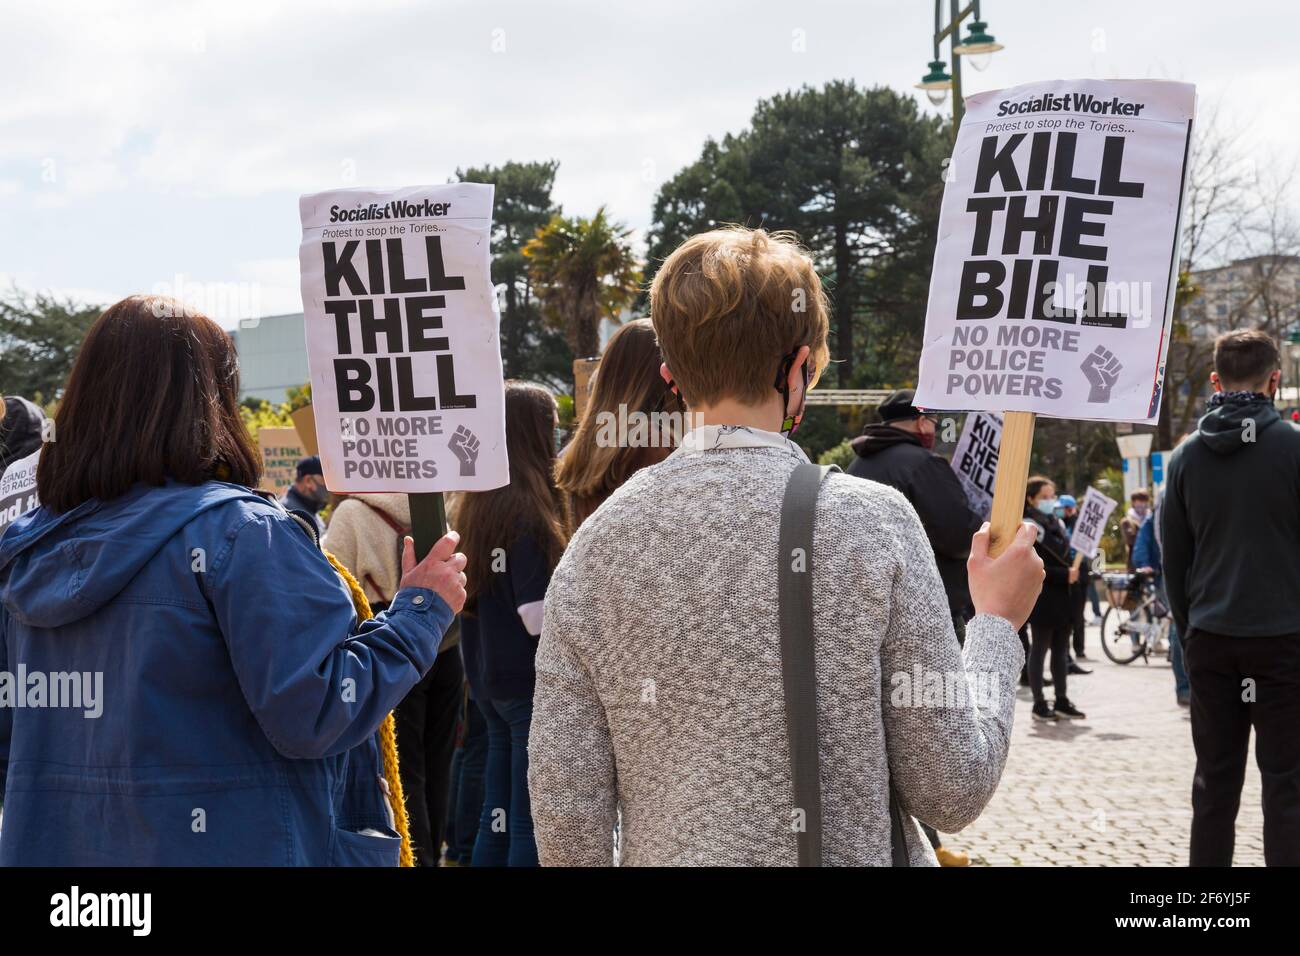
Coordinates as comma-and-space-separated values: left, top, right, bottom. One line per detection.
1169, 621, 1190, 699
1159, 580, 1190, 699
443, 695, 487, 865
471, 696, 538, 867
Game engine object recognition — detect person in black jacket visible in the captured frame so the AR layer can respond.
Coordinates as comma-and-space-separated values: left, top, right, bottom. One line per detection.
847, 390, 983, 642
1162, 328, 1300, 866
1057, 495, 1093, 675
1024, 476, 1086, 722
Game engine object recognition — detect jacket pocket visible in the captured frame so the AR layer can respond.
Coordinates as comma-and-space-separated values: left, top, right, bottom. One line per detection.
329, 826, 402, 867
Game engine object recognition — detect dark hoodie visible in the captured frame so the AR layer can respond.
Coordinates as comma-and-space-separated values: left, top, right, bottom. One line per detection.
1162, 395, 1300, 637
0, 397, 44, 473
847, 424, 983, 616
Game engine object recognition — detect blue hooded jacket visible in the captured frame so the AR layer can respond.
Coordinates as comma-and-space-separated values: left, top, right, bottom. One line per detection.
0, 480, 452, 866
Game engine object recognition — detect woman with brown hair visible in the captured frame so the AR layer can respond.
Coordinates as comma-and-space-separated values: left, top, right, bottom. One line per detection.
555, 318, 681, 531
0, 296, 467, 866
456, 380, 567, 866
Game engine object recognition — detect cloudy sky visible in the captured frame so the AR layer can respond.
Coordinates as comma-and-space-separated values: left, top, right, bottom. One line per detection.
1, 0, 1293, 327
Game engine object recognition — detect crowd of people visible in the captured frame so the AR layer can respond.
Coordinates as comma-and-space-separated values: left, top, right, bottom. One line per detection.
0, 226, 1294, 867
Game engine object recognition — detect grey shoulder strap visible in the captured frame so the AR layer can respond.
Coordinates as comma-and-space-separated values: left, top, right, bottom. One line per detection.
777, 462, 910, 867
777, 463, 831, 867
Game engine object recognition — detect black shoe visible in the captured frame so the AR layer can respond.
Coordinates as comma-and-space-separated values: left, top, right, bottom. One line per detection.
1068, 662, 1092, 676
1076, 652, 1091, 660
1032, 701, 1058, 721
1054, 698, 1086, 719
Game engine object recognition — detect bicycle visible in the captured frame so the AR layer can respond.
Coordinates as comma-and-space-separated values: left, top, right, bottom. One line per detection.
1098, 569, 1171, 665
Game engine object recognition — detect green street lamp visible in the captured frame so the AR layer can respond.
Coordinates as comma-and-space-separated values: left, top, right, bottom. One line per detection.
957, 19, 1003, 55
916, 1, 1005, 127
915, 60, 953, 105
955, 18, 1003, 70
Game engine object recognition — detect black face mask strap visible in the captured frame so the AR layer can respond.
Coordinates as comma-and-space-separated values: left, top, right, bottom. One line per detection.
775, 350, 809, 435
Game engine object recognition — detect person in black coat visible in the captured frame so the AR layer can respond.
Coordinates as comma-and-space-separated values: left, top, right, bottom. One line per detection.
1024, 476, 1086, 721
847, 390, 983, 642
1058, 495, 1093, 674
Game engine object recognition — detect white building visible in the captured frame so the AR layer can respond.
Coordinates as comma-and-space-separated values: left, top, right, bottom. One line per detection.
230, 312, 310, 405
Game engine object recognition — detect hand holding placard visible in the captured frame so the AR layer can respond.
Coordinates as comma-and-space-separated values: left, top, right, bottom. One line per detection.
398, 531, 467, 613
968, 520, 1045, 630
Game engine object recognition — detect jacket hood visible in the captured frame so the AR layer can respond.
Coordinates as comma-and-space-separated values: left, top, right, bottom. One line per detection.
0, 480, 270, 629
1197, 397, 1280, 455
339, 492, 411, 527
851, 423, 923, 458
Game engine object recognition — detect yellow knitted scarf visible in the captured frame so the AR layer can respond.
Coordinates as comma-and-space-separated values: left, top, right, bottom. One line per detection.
325, 551, 416, 867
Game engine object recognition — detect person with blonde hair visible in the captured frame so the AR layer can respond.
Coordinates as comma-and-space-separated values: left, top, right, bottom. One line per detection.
555, 317, 681, 531
529, 227, 1044, 866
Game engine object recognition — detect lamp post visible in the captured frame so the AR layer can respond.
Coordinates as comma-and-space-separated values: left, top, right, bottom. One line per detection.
1287, 339, 1300, 407
915, 1, 1005, 129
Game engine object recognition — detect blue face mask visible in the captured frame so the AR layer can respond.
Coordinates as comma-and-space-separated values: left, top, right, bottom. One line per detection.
1036, 498, 1058, 516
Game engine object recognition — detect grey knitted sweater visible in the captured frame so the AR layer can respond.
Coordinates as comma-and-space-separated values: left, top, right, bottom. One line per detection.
529, 425, 1024, 866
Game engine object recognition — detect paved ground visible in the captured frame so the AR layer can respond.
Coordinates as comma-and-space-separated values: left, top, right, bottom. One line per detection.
953, 619, 1266, 867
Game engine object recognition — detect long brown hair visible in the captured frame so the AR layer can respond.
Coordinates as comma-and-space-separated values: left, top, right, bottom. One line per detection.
555, 318, 677, 529
37, 296, 260, 513
457, 381, 567, 614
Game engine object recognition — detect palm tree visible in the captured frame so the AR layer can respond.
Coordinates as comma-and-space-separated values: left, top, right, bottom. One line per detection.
522, 207, 641, 359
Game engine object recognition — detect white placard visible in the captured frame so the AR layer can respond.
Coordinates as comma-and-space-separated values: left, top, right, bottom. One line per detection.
1070, 485, 1119, 558
0, 450, 40, 535
298, 183, 507, 493
915, 79, 1196, 423
950, 411, 1002, 519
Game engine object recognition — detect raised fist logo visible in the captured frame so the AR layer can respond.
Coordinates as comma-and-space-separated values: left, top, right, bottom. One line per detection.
448, 425, 480, 477
1080, 346, 1122, 403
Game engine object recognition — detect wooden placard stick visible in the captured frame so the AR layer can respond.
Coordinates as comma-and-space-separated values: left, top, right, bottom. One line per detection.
987, 410, 1036, 559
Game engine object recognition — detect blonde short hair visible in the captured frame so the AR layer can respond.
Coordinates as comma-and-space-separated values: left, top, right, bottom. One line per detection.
649, 226, 830, 407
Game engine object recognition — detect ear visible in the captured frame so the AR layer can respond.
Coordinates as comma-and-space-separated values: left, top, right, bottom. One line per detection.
659, 362, 674, 388
1269, 369, 1282, 394
786, 345, 812, 399
1209, 371, 1222, 393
